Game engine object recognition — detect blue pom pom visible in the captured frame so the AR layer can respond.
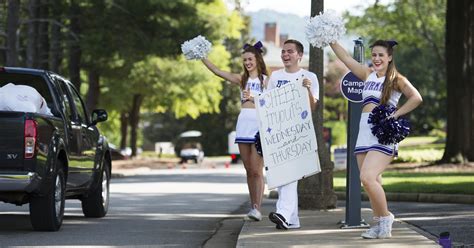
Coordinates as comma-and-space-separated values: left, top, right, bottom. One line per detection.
368, 105, 411, 145
255, 131, 263, 156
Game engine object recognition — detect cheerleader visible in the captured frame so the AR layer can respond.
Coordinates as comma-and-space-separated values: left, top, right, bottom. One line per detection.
201, 42, 267, 221
329, 40, 422, 238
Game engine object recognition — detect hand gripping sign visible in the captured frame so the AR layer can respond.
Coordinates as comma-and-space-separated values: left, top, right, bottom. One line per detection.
255, 82, 321, 189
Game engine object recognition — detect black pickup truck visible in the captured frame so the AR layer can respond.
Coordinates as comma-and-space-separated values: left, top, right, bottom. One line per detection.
0, 67, 111, 231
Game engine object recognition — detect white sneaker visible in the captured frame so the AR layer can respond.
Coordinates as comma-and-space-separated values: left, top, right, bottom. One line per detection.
378, 212, 395, 239
361, 217, 380, 239
247, 208, 262, 221
276, 224, 300, 229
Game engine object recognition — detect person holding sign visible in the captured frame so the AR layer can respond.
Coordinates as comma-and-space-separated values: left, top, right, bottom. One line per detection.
266, 39, 319, 230
329, 40, 422, 239
201, 42, 267, 221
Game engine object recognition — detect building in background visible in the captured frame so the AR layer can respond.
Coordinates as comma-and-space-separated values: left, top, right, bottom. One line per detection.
262, 22, 309, 72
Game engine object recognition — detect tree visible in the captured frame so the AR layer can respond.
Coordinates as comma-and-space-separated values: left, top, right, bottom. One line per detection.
442, 0, 474, 163
105, 0, 244, 156
67, 0, 81, 90
25, 0, 39, 68
298, 0, 337, 210
124, 55, 224, 156
5, 0, 19, 66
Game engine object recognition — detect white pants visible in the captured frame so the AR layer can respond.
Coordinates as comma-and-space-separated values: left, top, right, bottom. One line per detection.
276, 181, 300, 226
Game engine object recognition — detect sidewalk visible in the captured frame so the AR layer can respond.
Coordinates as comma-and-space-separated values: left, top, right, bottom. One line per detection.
236, 197, 440, 248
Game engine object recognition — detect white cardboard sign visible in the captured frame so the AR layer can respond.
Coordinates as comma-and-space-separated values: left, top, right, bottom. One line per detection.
256, 82, 321, 189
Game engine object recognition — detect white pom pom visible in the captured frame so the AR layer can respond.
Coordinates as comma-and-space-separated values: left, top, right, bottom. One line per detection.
181, 35, 212, 60
305, 10, 346, 48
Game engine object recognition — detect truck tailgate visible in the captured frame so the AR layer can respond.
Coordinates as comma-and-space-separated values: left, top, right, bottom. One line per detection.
0, 112, 25, 170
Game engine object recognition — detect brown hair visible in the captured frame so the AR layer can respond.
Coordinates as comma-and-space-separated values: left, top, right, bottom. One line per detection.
284, 39, 304, 54
370, 40, 401, 105
240, 45, 268, 90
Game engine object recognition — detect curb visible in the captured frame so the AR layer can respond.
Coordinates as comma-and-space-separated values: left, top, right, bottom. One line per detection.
111, 173, 126, 179
335, 191, 474, 204
268, 190, 474, 204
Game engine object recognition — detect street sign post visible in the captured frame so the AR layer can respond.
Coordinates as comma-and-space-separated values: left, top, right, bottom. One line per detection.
339, 38, 369, 229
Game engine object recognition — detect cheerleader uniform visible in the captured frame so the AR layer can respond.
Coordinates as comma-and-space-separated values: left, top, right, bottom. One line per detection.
355, 71, 402, 156
234, 76, 266, 144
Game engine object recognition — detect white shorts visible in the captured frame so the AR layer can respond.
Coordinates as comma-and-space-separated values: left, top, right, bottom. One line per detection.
355, 113, 398, 157
235, 108, 259, 144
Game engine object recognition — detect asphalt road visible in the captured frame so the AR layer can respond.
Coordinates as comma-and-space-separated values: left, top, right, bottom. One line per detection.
0, 166, 250, 247
1, 161, 472, 247
385, 201, 474, 246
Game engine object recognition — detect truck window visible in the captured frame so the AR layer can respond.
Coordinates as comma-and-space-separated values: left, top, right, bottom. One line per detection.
55, 78, 74, 121
66, 84, 89, 124
0, 73, 55, 113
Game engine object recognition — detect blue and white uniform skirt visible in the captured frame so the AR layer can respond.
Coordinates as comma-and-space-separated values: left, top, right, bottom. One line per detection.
235, 108, 259, 144
355, 113, 398, 157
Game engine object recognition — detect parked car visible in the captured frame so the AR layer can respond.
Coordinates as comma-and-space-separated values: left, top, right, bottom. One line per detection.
0, 67, 111, 231
175, 130, 204, 164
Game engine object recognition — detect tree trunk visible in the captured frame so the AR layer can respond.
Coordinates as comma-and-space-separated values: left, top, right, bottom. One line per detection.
129, 94, 144, 157
298, 0, 337, 209
68, 0, 82, 90
442, 0, 474, 163
86, 69, 100, 112
26, 0, 39, 68
120, 111, 129, 150
37, 0, 50, 69
6, 0, 20, 66
49, 0, 63, 72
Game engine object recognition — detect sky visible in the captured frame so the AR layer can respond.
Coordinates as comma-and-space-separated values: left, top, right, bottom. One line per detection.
227, 0, 391, 17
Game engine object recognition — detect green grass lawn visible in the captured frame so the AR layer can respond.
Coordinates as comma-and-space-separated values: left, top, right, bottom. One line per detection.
332, 135, 473, 195
333, 171, 474, 195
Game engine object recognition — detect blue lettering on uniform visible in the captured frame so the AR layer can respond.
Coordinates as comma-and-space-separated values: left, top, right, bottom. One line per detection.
364, 81, 383, 92
378, 83, 384, 91
247, 81, 262, 92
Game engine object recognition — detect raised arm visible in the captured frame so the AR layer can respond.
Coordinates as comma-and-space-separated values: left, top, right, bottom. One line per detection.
329, 42, 371, 81
201, 58, 241, 85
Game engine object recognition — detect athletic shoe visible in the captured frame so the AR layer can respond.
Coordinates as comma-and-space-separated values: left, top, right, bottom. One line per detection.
269, 212, 289, 229
247, 208, 262, 221
276, 224, 300, 229
361, 217, 380, 239
378, 212, 395, 239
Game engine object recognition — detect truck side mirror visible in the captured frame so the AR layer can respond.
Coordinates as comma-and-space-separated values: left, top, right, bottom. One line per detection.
90, 109, 108, 126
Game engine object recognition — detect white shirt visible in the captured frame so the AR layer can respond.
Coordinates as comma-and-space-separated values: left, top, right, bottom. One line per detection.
267, 69, 319, 100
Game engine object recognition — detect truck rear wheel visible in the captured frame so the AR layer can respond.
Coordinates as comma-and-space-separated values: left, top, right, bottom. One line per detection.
29, 165, 65, 231
81, 161, 110, 217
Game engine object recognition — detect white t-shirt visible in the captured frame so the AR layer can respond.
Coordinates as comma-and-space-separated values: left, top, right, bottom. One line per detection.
267, 68, 320, 100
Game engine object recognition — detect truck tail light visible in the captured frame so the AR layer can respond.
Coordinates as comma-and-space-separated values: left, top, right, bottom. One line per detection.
231, 154, 237, 160
24, 120, 38, 159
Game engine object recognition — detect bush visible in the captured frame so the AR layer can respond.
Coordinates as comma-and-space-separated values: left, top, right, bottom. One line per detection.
325, 121, 347, 146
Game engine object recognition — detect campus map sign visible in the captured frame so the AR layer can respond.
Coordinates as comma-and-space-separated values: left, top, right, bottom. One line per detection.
256, 83, 321, 189
340, 71, 364, 103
